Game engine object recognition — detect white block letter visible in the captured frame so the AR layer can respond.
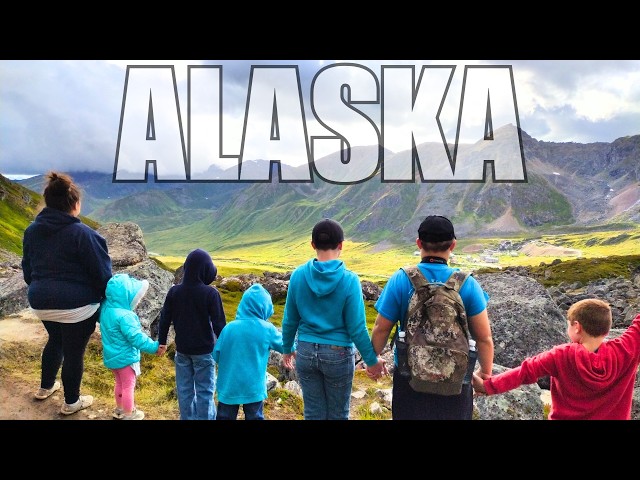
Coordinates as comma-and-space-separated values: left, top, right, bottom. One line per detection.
114, 66, 187, 181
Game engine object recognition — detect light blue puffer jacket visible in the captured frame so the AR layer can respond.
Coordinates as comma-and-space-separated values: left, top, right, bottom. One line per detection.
99, 273, 159, 370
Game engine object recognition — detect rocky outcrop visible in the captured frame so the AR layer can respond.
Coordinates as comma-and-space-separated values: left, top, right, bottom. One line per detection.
473, 365, 546, 420
0, 249, 28, 318
213, 272, 382, 303
98, 222, 148, 267
548, 275, 640, 328
96, 222, 174, 336
215, 272, 290, 302
0, 224, 173, 337
475, 271, 568, 369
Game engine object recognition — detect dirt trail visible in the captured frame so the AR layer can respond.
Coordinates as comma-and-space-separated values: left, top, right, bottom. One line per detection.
0, 311, 107, 420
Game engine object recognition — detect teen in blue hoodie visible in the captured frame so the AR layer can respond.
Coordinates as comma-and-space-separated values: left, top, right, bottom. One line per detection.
281, 219, 385, 420
213, 284, 284, 420
100, 273, 159, 420
158, 248, 227, 420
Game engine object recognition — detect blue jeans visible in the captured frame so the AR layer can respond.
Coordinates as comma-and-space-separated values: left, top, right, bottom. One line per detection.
174, 351, 216, 420
295, 341, 355, 420
216, 401, 264, 420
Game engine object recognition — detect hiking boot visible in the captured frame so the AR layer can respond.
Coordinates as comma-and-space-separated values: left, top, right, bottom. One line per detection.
60, 395, 94, 415
112, 407, 125, 419
35, 381, 60, 400
121, 408, 145, 420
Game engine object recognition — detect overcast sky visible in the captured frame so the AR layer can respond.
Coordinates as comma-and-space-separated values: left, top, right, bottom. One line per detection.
1, 60, 639, 178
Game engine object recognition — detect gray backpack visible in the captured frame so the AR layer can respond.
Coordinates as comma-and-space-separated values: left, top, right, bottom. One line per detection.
400, 265, 470, 395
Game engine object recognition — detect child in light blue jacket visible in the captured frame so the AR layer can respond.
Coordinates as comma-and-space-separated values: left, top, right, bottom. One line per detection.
100, 273, 159, 420
213, 284, 284, 420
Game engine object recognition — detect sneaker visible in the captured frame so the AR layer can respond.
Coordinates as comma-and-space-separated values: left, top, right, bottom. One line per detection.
112, 407, 125, 419
60, 394, 94, 415
121, 408, 145, 420
35, 381, 60, 400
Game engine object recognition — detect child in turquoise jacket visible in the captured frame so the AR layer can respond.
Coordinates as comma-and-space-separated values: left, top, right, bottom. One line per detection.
100, 273, 159, 420
213, 284, 284, 420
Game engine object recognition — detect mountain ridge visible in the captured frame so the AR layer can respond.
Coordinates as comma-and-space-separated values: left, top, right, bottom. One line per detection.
12, 126, 640, 256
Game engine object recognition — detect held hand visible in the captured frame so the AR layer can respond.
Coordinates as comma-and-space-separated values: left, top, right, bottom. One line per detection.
282, 352, 296, 370
382, 359, 389, 376
156, 344, 167, 356
471, 372, 487, 395
366, 357, 387, 380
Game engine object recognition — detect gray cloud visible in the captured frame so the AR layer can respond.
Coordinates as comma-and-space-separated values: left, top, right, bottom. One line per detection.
1, 60, 639, 176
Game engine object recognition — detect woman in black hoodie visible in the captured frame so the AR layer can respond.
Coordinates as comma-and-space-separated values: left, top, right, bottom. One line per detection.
22, 171, 113, 416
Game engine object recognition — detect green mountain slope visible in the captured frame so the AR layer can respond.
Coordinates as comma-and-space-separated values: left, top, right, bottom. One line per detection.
90, 189, 193, 232
0, 174, 100, 256
0, 174, 42, 254
12, 129, 640, 256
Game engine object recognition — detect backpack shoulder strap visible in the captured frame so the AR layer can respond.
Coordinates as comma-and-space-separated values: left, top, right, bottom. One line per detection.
445, 270, 469, 292
444, 270, 471, 339
401, 265, 428, 290
399, 265, 428, 332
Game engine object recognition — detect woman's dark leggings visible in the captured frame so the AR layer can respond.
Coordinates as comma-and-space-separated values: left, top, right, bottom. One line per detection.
40, 310, 98, 405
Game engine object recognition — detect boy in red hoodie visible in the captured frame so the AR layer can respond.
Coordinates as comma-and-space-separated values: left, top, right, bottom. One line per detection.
472, 298, 640, 420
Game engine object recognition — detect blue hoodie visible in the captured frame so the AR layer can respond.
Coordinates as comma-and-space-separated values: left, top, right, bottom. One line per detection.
99, 273, 159, 370
281, 258, 378, 366
158, 248, 226, 355
213, 284, 284, 405
22, 207, 113, 309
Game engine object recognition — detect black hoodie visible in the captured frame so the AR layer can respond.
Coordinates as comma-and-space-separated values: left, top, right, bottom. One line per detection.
22, 207, 113, 309
158, 248, 227, 355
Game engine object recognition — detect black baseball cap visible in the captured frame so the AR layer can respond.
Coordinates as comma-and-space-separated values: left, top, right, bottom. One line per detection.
418, 215, 456, 242
312, 218, 344, 249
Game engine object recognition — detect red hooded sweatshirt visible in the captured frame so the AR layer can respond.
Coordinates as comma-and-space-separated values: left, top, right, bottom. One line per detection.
484, 314, 640, 420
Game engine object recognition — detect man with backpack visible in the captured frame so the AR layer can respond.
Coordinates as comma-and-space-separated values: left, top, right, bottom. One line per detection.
368, 215, 494, 420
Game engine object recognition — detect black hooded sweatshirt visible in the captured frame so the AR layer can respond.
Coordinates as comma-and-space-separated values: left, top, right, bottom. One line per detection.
157, 248, 226, 355
22, 207, 113, 309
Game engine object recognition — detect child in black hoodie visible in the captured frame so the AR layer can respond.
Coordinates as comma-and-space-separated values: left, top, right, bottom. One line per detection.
158, 248, 226, 420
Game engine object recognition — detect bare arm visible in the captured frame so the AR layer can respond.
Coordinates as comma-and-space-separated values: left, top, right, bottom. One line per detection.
371, 313, 395, 355
468, 309, 493, 377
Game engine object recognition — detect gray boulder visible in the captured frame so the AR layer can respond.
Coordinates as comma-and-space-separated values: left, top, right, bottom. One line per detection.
0, 249, 28, 318
97, 222, 147, 267
474, 365, 546, 420
97, 223, 173, 338
0, 271, 29, 318
475, 271, 567, 369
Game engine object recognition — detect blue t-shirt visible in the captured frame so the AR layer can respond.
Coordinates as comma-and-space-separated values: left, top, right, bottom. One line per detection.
375, 262, 489, 383
374, 263, 489, 328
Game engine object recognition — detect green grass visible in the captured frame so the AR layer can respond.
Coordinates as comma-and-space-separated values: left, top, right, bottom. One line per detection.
523, 254, 640, 288
154, 224, 640, 285
351, 369, 393, 420
0, 178, 42, 255
0, 174, 101, 256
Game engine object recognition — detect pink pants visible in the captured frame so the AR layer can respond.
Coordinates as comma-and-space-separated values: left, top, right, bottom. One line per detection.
112, 366, 137, 412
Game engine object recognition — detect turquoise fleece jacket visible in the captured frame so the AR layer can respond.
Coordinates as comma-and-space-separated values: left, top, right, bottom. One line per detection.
100, 273, 159, 370
213, 284, 284, 405
281, 258, 378, 366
